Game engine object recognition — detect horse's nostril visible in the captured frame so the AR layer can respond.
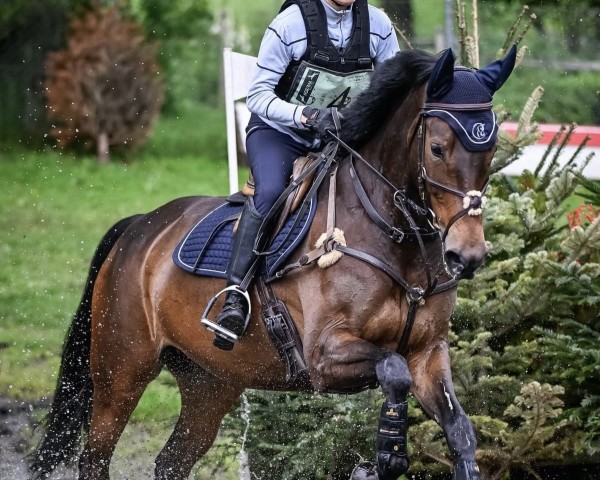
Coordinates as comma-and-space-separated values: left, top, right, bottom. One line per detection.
445, 251, 464, 275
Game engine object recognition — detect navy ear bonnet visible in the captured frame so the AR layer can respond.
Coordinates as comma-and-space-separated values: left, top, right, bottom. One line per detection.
423, 45, 517, 152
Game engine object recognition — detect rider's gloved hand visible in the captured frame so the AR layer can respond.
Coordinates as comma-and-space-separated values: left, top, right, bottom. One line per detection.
302, 107, 342, 141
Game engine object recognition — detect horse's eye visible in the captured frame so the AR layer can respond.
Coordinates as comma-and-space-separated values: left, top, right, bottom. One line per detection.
430, 144, 443, 158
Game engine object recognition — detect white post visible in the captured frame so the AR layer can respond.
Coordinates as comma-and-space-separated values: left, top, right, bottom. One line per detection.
223, 47, 239, 195
238, 393, 252, 480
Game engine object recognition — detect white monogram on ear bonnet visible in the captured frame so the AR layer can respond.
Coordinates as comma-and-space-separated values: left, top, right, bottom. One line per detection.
472, 123, 486, 140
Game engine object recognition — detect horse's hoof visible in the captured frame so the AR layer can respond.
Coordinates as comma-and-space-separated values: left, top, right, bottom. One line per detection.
350, 461, 380, 480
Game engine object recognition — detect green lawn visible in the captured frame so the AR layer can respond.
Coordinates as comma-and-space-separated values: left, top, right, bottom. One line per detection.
0, 106, 246, 477
0, 106, 234, 399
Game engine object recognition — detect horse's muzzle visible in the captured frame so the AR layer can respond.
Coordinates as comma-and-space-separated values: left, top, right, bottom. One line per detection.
444, 249, 485, 279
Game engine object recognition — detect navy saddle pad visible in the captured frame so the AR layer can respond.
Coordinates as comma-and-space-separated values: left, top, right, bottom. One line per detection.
173, 198, 317, 279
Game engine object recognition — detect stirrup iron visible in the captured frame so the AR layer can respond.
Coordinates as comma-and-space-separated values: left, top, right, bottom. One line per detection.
200, 286, 252, 343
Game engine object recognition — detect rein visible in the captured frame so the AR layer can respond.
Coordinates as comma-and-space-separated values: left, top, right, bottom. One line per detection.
329, 132, 458, 290
267, 105, 491, 354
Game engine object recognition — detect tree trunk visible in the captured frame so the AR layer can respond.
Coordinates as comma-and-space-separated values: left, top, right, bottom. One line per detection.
380, 0, 414, 39
97, 132, 110, 164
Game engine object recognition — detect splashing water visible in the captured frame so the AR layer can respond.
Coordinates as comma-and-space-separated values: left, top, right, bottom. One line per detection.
238, 392, 252, 480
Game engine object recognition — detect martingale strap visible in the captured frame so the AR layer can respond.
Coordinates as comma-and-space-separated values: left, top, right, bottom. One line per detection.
348, 156, 405, 243
268, 128, 462, 353
332, 245, 456, 355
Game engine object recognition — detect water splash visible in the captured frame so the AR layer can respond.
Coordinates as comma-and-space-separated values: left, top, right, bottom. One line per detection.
238, 392, 252, 480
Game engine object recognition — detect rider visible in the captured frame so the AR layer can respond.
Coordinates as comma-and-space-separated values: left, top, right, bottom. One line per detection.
209, 0, 400, 350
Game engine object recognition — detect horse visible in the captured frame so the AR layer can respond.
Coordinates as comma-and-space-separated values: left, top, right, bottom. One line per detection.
31, 46, 516, 480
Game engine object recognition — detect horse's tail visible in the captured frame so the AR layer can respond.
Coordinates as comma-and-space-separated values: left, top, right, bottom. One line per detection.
30, 214, 142, 479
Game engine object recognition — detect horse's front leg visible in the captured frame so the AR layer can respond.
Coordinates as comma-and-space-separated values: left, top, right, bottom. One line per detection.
307, 332, 412, 480
410, 341, 480, 480
373, 353, 413, 479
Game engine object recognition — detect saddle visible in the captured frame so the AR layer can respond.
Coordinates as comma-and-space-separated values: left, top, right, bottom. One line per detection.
234, 152, 321, 236
174, 147, 340, 383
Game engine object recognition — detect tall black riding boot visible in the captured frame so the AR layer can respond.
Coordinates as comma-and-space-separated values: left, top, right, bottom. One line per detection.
212, 198, 265, 350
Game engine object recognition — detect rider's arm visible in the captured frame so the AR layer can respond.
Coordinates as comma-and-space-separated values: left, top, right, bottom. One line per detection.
246, 4, 401, 127
369, 6, 400, 65
246, 6, 308, 129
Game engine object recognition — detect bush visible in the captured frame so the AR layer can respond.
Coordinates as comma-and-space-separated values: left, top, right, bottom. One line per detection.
494, 68, 600, 124
44, 5, 163, 162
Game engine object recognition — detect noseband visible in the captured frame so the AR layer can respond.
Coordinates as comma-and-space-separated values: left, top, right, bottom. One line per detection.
417, 103, 491, 242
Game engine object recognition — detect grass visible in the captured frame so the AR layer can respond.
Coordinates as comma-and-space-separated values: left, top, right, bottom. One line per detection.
0, 150, 195, 394
0, 105, 233, 399
0, 105, 246, 477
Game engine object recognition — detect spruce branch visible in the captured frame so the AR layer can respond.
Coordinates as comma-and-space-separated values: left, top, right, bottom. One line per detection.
517, 87, 544, 140
533, 125, 566, 178
538, 124, 577, 189
499, 6, 537, 54
545, 167, 577, 213
492, 87, 544, 174
562, 217, 600, 264
515, 44, 529, 67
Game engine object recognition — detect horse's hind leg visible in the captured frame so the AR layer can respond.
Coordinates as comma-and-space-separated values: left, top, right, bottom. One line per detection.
81, 346, 161, 479
409, 341, 480, 480
155, 348, 244, 480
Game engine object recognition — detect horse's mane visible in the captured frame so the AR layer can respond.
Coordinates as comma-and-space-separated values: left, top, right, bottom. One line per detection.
341, 49, 437, 146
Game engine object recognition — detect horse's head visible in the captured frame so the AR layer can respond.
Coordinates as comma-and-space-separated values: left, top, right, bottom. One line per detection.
418, 46, 517, 279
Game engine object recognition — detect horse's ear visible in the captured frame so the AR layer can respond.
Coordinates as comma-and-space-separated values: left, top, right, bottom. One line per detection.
427, 48, 456, 99
475, 44, 517, 95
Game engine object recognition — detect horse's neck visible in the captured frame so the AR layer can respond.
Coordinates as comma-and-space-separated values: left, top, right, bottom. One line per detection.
332, 158, 442, 285
359, 88, 424, 194
352, 89, 428, 228
332, 89, 444, 280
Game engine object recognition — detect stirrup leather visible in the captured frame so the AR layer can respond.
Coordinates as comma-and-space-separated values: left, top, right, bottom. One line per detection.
200, 286, 252, 343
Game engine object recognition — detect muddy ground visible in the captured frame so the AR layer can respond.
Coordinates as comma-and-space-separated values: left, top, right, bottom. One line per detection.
0, 396, 170, 479
0, 397, 47, 479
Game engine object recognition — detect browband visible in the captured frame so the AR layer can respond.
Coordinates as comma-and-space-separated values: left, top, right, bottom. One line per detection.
422, 102, 493, 111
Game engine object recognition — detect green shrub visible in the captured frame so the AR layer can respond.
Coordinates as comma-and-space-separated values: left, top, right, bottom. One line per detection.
494, 68, 600, 124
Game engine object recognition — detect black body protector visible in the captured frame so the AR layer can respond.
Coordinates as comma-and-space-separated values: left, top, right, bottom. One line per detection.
275, 0, 373, 110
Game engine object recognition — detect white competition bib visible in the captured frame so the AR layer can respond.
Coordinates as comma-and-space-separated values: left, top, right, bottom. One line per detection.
286, 61, 373, 109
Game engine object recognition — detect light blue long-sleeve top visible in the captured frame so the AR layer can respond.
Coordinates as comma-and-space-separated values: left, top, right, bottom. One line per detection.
246, 0, 400, 147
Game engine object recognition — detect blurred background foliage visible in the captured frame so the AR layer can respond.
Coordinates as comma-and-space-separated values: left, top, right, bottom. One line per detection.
1, 0, 599, 151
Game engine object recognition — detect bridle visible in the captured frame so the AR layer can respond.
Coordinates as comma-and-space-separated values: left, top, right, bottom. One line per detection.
265, 104, 495, 354
327, 104, 493, 352
416, 102, 491, 242
332, 102, 492, 257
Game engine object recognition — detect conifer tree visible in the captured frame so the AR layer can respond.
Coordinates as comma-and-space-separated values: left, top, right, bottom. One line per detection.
408, 4, 600, 476
44, 5, 163, 162
214, 3, 600, 478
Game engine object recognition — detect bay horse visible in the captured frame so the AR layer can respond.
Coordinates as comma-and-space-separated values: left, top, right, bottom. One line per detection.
31, 46, 516, 480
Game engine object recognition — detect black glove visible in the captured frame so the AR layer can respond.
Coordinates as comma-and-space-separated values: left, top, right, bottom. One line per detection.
302, 107, 342, 141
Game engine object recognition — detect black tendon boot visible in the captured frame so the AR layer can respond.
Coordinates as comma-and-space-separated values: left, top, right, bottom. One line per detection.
376, 400, 410, 479
212, 198, 265, 350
